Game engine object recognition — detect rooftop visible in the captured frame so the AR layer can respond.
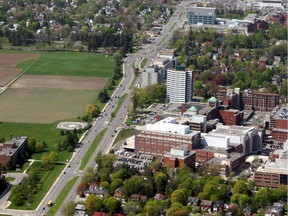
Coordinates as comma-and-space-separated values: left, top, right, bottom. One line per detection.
0, 136, 27, 156
187, 7, 216, 16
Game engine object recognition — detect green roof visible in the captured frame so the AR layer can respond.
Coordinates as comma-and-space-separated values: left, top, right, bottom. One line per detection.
188, 106, 198, 112
208, 96, 218, 102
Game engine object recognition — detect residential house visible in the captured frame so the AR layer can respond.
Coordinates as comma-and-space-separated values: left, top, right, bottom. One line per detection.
93, 212, 106, 216
187, 197, 199, 206
114, 186, 123, 200
130, 194, 141, 201
200, 200, 213, 212
154, 193, 165, 201
84, 185, 109, 198
242, 206, 253, 216
213, 200, 225, 212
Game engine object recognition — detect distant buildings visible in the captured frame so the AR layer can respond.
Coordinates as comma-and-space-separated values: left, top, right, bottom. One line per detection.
186, 7, 216, 25
0, 136, 28, 169
254, 140, 288, 188
247, 20, 269, 33
135, 117, 200, 156
167, 68, 193, 103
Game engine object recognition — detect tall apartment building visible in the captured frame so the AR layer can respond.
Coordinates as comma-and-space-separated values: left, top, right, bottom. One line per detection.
135, 117, 200, 156
141, 66, 165, 87
186, 7, 216, 25
167, 68, 193, 103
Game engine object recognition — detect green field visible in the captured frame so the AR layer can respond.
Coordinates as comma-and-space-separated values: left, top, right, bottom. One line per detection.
17, 52, 115, 77
8, 162, 65, 210
113, 129, 135, 145
140, 58, 148, 69
80, 128, 107, 170
0, 88, 98, 124
0, 122, 70, 162
46, 176, 79, 216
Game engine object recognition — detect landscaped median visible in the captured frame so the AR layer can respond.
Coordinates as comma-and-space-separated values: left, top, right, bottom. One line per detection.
113, 129, 135, 145
46, 176, 79, 216
110, 93, 128, 123
140, 58, 148, 69
79, 128, 108, 170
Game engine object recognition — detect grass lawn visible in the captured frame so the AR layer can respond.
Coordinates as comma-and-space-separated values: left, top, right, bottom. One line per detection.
113, 129, 135, 145
0, 122, 70, 162
0, 88, 98, 124
140, 58, 148, 69
8, 162, 65, 210
110, 93, 128, 122
5, 177, 15, 182
80, 128, 107, 170
17, 52, 114, 77
46, 176, 79, 216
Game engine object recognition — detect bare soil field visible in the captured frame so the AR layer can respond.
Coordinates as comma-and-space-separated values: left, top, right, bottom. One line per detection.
0, 53, 39, 68
12, 75, 108, 90
0, 67, 22, 86
0, 88, 98, 123
0, 53, 39, 86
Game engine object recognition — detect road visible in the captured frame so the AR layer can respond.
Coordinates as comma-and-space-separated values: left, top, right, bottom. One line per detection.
0, 2, 188, 216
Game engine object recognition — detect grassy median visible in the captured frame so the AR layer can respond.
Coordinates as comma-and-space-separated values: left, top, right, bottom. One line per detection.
46, 176, 79, 216
79, 128, 108, 170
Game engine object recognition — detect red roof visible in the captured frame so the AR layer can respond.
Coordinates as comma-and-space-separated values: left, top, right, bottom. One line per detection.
93, 212, 106, 216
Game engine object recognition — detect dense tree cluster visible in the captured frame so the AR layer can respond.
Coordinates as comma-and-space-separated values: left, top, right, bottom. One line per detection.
57, 129, 79, 152
132, 84, 166, 110
77, 154, 287, 215
171, 24, 287, 97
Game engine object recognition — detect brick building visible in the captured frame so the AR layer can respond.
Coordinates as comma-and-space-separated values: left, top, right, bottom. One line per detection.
163, 147, 196, 169
217, 88, 279, 112
247, 20, 269, 33
0, 136, 28, 169
219, 109, 244, 126
254, 141, 288, 188
270, 105, 288, 142
135, 117, 200, 156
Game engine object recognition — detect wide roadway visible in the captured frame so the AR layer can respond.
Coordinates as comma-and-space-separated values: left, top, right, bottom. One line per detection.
0, 2, 188, 216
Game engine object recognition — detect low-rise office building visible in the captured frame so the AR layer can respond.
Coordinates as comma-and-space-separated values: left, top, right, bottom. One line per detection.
254, 141, 288, 188
0, 136, 28, 168
135, 117, 200, 156
163, 147, 196, 169
270, 105, 288, 142
186, 7, 216, 25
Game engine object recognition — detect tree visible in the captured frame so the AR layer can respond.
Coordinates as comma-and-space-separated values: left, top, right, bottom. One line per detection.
233, 180, 249, 195
41, 154, 50, 168
99, 89, 109, 103
61, 201, 76, 216
123, 201, 142, 215
171, 189, 187, 205
77, 182, 88, 197
28, 138, 36, 153
110, 178, 123, 194
85, 104, 100, 118
82, 167, 96, 183
49, 151, 59, 164
123, 175, 143, 197
86, 194, 104, 215
153, 172, 168, 194
104, 197, 120, 214
35, 141, 44, 152
252, 187, 270, 209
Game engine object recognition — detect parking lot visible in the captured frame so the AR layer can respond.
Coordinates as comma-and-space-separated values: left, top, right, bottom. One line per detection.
114, 152, 153, 171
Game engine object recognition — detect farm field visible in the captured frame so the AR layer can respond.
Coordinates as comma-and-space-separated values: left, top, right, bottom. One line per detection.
12, 75, 108, 90
0, 51, 115, 123
0, 88, 97, 123
0, 53, 39, 86
18, 52, 115, 77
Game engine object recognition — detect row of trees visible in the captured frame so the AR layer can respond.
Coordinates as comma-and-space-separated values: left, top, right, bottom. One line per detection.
74, 153, 287, 216
57, 129, 79, 152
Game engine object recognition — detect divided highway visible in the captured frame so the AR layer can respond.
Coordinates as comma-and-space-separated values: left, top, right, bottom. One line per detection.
0, 2, 189, 216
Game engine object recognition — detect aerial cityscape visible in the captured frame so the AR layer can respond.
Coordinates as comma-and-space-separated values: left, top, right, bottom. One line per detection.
0, 0, 287, 215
